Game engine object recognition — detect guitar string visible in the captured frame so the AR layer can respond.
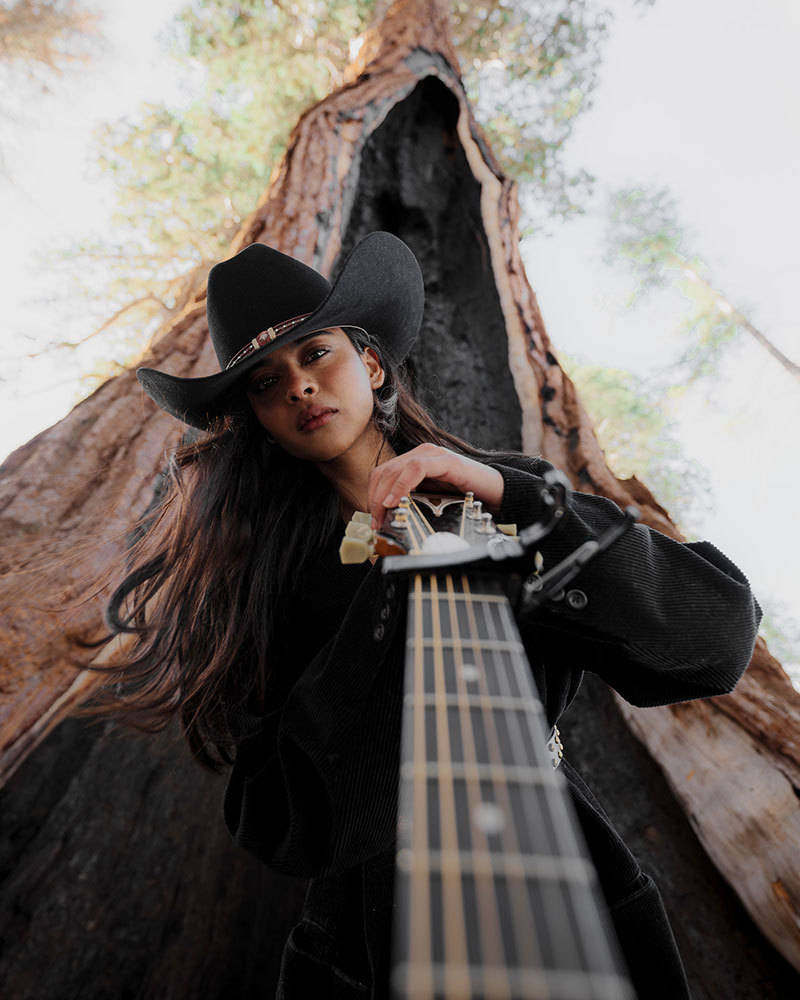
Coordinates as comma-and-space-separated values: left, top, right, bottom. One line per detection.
449, 509, 518, 995
478, 580, 575, 973
405, 500, 466, 995
409, 496, 436, 538
442, 571, 516, 999
406, 499, 510, 997
429, 574, 474, 995
495, 601, 619, 979
405, 499, 472, 994
402, 501, 425, 555
459, 575, 549, 987
408, 572, 434, 997
490, 589, 623, 979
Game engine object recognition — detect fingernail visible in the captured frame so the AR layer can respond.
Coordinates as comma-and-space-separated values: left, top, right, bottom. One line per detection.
384, 493, 395, 507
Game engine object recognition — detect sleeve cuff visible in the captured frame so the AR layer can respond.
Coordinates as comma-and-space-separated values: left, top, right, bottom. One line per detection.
488, 460, 560, 532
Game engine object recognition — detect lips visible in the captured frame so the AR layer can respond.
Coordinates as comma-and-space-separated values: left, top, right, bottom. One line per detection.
298, 407, 338, 432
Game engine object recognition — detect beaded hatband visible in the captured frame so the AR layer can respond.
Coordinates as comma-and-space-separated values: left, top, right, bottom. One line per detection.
225, 312, 312, 370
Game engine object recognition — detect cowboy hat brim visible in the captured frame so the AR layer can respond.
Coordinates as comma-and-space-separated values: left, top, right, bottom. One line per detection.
137, 232, 424, 430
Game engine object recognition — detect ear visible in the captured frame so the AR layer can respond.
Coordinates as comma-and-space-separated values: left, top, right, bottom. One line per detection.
363, 346, 385, 389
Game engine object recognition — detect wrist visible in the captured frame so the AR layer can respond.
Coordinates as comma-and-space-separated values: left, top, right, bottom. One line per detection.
475, 464, 504, 517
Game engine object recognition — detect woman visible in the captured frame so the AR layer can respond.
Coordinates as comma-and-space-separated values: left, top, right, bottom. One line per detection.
99, 232, 760, 999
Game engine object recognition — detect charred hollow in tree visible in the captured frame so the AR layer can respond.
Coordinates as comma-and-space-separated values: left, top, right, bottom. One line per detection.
338, 76, 523, 452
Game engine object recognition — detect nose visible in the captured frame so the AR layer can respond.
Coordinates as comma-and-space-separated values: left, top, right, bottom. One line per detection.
285, 370, 316, 402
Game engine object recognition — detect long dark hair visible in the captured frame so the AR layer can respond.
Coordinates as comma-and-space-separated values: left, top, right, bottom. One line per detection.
76, 330, 520, 772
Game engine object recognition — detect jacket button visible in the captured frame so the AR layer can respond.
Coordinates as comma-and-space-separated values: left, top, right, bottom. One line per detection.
550, 588, 565, 603
380, 605, 391, 622
566, 589, 588, 610
385, 583, 396, 600
374, 624, 385, 642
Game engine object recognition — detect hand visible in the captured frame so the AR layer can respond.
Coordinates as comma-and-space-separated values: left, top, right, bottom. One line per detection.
367, 443, 504, 529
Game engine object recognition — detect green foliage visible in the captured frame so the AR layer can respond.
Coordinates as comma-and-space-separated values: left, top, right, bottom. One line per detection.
37, 0, 613, 374
758, 598, 800, 689
453, 1, 607, 230
561, 355, 712, 532
0, 0, 99, 79
0, 0, 101, 171
605, 186, 749, 385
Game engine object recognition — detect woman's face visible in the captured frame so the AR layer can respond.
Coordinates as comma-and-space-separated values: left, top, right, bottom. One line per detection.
244, 327, 385, 463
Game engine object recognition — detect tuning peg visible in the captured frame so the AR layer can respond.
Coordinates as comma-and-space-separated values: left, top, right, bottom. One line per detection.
339, 536, 376, 564
339, 511, 377, 563
345, 521, 374, 541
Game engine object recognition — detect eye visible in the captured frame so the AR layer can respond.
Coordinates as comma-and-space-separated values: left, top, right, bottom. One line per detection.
247, 374, 277, 394
304, 347, 329, 364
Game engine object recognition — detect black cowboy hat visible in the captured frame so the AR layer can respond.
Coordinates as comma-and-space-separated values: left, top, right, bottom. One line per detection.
137, 231, 424, 430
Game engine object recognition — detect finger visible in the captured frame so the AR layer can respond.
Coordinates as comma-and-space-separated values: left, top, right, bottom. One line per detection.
379, 457, 430, 509
367, 461, 401, 525
369, 458, 428, 527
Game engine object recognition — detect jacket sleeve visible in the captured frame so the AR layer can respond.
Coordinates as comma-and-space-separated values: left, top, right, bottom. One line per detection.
488, 455, 762, 707
222, 560, 407, 879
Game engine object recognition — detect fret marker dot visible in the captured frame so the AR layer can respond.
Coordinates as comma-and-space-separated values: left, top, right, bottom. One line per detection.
472, 801, 505, 836
461, 663, 479, 683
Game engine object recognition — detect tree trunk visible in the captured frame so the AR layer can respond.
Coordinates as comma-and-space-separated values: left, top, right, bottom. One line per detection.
0, 1, 797, 997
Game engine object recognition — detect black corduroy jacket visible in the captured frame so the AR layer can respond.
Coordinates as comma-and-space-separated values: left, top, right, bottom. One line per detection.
222, 455, 762, 999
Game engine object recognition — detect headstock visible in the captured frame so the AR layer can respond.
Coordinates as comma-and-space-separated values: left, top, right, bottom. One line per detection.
338, 492, 518, 566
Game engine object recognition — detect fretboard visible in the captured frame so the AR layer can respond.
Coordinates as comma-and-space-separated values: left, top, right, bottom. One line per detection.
391, 572, 632, 1000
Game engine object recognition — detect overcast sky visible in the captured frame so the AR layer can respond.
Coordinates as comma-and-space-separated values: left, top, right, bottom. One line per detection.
1, 0, 797, 679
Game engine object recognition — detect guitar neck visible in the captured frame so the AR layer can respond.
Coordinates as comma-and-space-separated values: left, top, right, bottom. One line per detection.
391, 571, 632, 1000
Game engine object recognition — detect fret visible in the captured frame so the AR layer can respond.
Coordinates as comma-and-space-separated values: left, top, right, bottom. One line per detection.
405, 691, 546, 713
409, 590, 510, 604
408, 774, 575, 859
414, 645, 530, 700
409, 636, 526, 652
396, 847, 595, 883
400, 759, 561, 789
393, 963, 632, 1000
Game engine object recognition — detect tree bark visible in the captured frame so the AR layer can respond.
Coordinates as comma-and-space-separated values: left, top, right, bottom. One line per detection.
1, 0, 797, 996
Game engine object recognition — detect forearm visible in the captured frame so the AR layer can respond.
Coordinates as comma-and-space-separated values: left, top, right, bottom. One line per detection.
489, 456, 762, 705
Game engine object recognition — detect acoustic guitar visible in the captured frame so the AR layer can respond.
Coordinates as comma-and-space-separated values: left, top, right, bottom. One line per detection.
341, 475, 637, 1000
